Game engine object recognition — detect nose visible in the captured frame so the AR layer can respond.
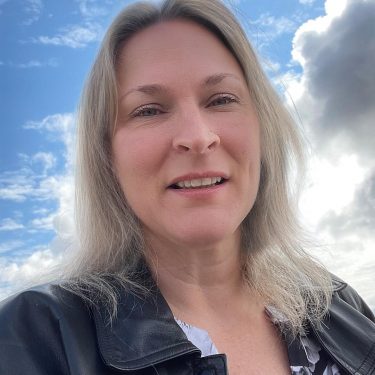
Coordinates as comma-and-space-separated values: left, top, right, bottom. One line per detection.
172, 106, 220, 154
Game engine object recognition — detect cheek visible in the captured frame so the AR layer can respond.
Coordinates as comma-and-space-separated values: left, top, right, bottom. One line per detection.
112, 129, 168, 195
222, 120, 260, 163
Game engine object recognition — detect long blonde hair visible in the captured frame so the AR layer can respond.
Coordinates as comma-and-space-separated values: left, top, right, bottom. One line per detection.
65, 0, 332, 335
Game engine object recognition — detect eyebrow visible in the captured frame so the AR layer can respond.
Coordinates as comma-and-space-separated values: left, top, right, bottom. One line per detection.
120, 73, 241, 101
203, 72, 241, 87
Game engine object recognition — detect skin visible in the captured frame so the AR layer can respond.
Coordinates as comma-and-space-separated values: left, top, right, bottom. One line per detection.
112, 20, 290, 374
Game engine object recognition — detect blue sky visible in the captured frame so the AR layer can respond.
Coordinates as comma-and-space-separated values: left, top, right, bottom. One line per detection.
1, 0, 374, 310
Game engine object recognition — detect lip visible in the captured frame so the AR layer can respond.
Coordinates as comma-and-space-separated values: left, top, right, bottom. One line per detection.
167, 171, 229, 188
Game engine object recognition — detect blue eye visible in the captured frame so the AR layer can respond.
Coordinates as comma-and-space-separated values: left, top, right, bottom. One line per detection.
132, 106, 162, 117
209, 94, 238, 107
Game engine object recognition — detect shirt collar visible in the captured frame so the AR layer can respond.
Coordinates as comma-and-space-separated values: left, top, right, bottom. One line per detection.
265, 305, 310, 367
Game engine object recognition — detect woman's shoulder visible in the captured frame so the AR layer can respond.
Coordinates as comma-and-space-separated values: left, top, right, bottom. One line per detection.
0, 283, 87, 323
312, 275, 375, 374
0, 283, 92, 344
330, 273, 375, 322
0, 283, 98, 375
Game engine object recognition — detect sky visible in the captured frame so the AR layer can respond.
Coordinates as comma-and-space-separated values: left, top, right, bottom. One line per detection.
0, 0, 374, 311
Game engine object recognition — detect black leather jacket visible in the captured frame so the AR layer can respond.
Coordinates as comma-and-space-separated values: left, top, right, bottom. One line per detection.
0, 276, 374, 375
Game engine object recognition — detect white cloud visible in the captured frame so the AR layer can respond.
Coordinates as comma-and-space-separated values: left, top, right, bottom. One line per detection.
300, 154, 366, 227
34, 22, 102, 48
24, 113, 74, 135
0, 219, 24, 232
0, 113, 77, 299
0, 248, 63, 294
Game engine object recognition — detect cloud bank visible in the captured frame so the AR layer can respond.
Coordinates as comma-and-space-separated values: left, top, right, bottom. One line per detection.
287, 0, 375, 309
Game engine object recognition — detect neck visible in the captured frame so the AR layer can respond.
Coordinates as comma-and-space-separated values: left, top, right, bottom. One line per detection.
144, 231, 261, 325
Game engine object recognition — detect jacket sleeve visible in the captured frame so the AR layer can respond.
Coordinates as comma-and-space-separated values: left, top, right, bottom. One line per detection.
0, 287, 71, 375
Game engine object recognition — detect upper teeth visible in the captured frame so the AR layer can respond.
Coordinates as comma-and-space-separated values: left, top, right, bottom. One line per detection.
176, 177, 223, 188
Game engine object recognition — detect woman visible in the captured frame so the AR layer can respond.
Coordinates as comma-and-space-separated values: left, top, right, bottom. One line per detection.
0, 0, 374, 374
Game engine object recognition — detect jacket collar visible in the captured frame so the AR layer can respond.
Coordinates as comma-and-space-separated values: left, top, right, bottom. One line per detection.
90, 274, 374, 374
91, 283, 200, 371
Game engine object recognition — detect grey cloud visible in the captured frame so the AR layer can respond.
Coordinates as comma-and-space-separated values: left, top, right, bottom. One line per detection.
295, 0, 375, 158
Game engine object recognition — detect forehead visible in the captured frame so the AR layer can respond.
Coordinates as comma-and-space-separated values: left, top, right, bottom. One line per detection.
116, 19, 245, 89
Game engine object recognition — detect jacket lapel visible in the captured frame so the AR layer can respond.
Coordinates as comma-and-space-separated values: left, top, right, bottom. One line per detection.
91, 285, 200, 371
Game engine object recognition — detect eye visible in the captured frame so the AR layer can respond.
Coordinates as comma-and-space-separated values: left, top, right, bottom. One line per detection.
208, 94, 238, 107
131, 105, 163, 118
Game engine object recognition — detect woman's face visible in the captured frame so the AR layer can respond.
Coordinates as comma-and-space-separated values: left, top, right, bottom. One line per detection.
112, 20, 261, 250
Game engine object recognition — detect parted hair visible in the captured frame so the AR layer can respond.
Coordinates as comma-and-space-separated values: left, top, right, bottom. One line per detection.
64, 0, 332, 335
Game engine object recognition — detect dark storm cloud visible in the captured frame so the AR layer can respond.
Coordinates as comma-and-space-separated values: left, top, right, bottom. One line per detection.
296, 0, 375, 157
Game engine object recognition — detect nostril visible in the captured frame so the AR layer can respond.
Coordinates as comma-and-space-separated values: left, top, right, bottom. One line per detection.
177, 144, 191, 152
172, 126, 220, 153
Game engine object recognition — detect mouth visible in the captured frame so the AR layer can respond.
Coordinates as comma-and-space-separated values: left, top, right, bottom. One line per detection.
169, 177, 227, 190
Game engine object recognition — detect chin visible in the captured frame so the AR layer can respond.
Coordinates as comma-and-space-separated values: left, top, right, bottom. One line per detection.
172, 223, 241, 249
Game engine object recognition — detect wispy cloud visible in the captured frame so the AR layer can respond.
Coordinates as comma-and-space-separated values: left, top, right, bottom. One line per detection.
24, 113, 74, 135
24, 113, 75, 167
261, 57, 281, 74
23, 0, 43, 26
30, 214, 55, 231
0, 168, 66, 203
0, 219, 24, 232
33, 22, 102, 48
0, 241, 24, 254
0, 169, 36, 202
19, 152, 57, 174
1, 59, 58, 69
299, 0, 316, 5
16, 58, 58, 68
250, 13, 297, 47
1, 114, 75, 205
76, 0, 109, 18
0, 0, 9, 15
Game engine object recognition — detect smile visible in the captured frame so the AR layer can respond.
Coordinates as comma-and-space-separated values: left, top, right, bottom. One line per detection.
171, 177, 225, 189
